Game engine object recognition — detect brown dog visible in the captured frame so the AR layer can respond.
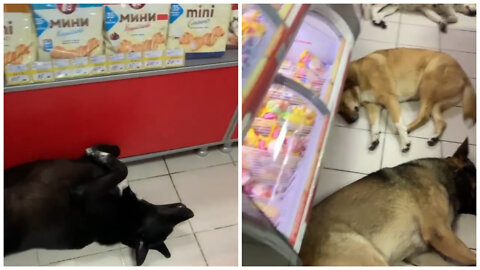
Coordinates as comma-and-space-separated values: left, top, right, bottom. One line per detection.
339, 48, 476, 152
300, 139, 475, 266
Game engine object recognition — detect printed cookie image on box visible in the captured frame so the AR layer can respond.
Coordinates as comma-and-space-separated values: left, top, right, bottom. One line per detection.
167, 4, 232, 59
105, 4, 170, 54
4, 4, 37, 66
32, 4, 104, 61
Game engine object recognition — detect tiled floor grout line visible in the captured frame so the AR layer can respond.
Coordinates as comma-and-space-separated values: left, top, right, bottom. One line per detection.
168, 161, 235, 175
164, 160, 208, 266
321, 166, 368, 175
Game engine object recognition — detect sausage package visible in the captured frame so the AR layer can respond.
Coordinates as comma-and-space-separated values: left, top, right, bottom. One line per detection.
167, 4, 231, 59
32, 4, 104, 61
105, 4, 170, 55
4, 4, 37, 66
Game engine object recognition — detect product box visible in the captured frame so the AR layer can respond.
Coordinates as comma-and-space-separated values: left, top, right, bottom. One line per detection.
32, 4, 104, 61
105, 4, 170, 69
4, 4, 37, 66
167, 4, 231, 59
227, 4, 238, 49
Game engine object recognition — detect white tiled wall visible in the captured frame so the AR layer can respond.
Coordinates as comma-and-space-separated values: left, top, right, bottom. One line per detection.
5, 145, 238, 266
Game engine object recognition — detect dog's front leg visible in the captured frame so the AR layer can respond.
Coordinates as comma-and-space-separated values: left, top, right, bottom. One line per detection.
365, 103, 382, 151
384, 98, 411, 152
436, 4, 458, 23
425, 224, 476, 265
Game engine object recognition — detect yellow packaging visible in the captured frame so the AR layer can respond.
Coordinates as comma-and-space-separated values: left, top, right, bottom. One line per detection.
167, 4, 231, 58
4, 4, 37, 66
32, 4, 104, 61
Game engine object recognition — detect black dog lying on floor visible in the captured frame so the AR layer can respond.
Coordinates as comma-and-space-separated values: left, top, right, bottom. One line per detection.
5, 144, 194, 266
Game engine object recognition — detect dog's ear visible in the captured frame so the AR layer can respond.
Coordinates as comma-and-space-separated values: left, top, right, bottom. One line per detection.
152, 242, 171, 258
453, 138, 469, 161
135, 241, 149, 266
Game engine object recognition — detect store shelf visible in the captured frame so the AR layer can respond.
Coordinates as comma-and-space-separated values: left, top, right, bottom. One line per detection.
5, 50, 238, 93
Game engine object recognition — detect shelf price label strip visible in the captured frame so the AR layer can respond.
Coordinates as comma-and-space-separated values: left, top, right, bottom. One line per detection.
5, 49, 185, 86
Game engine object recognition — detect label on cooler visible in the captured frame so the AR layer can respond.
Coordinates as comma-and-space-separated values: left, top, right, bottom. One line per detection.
107, 53, 126, 72
127, 52, 143, 70
72, 57, 92, 76
5, 64, 31, 85
53, 59, 72, 79
165, 58, 184, 67
31, 61, 54, 82
166, 48, 183, 57
144, 50, 164, 68
90, 55, 107, 74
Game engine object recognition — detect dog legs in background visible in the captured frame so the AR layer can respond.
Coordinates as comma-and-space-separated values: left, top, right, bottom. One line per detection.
419, 6, 448, 32
370, 4, 399, 28
365, 103, 382, 150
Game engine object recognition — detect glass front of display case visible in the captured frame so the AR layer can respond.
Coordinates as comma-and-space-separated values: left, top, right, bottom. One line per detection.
242, 7, 346, 251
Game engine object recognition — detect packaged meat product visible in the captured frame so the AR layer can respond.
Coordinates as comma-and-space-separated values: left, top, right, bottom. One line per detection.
167, 4, 231, 59
32, 4, 104, 61
4, 4, 37, 66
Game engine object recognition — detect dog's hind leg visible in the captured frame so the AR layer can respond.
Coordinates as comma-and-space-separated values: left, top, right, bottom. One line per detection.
419, 6, 447, 32
384, 97, 411, 152
428, 98, 459, 146
72, 153, 128, 201
407, 101, 433, 134
365, 103, 382, 151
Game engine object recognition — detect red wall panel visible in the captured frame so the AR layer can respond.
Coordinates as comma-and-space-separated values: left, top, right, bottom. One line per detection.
5, 66, 238, 169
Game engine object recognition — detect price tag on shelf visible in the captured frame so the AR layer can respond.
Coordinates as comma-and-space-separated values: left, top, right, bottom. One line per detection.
165, 58, 184, 67
144, 50, 164, 69
5, 64, 31, 85
165, 48, 185, 68
127, 52, 143, 71
31, 61, 54, 82
53, 59, 72, 79
90, 55, 108, 75
107, 53, 126, 73
72, 57, 92, 77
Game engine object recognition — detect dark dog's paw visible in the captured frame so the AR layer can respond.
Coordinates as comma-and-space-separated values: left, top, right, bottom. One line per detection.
439, 22, 447, 33
86, 144, 120, 157
428, 137, 439, 146
402, 142, 411, 153
369, 139, 380, 151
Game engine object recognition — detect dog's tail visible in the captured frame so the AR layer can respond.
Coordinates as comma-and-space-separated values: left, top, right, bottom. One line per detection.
462, 79, 476, 126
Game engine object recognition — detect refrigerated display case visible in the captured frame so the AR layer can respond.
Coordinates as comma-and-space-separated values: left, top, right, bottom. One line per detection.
242, 4, 359, 265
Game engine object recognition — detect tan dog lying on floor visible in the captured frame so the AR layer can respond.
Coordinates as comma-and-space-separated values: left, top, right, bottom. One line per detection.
300, 139, 476, 266
339, 48, 476, 152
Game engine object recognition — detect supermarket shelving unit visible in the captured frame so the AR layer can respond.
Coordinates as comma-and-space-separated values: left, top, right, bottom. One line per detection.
242, 4, 359, 265
4, 50, 238, 168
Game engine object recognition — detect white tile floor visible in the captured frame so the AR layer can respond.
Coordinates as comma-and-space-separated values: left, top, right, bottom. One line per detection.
5, 145, 238, 266
315, 9, 476, 265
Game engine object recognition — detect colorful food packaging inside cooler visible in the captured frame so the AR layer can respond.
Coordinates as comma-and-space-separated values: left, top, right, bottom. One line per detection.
241, 7, 266, 74
32, 4, 104, 61
4, 4, 37, 66
278, 50, 330, 96
242, 85, 317, 221
167, 4, 231, 59
226, 4, 238, 48
104, 4, 170, 55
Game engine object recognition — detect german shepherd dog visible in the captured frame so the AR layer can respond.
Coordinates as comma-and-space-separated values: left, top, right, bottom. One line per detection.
339, 48, 476, 152
5, 144, 194, 266
300, 139, 476, 266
